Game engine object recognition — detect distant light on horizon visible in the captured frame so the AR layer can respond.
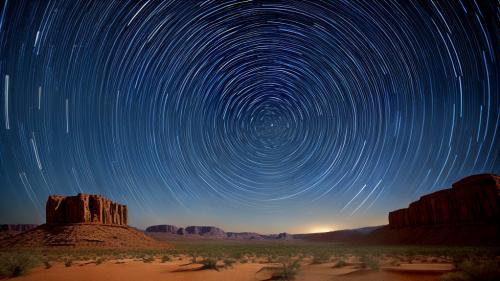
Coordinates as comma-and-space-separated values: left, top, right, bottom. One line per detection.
306, 226, 337, 234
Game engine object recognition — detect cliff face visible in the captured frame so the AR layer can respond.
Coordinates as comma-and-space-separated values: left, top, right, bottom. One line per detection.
46, 194, 128, 226
145, 225, 178, 234
184, 226, 226, 237
389, 174, 500, 228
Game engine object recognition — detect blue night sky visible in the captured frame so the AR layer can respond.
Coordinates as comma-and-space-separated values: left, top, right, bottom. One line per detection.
0, 0, 498, 234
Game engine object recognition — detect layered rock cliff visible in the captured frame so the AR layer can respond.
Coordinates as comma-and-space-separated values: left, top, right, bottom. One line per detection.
389, 174, 500, 228
145, 224, 294, 240
145, 224, 178, 234
46, 193, 128, 226
184, 226, 226, 236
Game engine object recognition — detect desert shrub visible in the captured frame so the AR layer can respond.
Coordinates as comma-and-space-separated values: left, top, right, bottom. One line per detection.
95, 257, 105, 265
268, 259, 301, 281
441, 272, 471, 281
64, 258, 73, 267
161, 255, 171, 263
190, 253, 198, 263
200, 257, 219, 271
360, 255, 380, 271
333, 259, 347, 268
440, 258, 500, 281
0, 253, 38, 277
311, 253, 330, 264
223, 258, 235, 267
266, 255, 276, 263
142, 255, 155, 263
231, 252, 243, 260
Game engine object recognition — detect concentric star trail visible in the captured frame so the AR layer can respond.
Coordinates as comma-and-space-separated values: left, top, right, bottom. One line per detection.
0, 0, 498, 231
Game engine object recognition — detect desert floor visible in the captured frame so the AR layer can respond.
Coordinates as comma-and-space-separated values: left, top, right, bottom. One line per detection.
13, 256, 451, 281
3, 240, 498, 280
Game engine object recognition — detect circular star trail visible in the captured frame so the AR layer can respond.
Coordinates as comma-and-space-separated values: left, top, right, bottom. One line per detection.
0, 0, 498, 227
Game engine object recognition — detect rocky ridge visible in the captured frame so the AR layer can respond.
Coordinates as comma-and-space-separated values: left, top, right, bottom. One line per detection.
1, 194, 165, 248
145, 224, 292, 240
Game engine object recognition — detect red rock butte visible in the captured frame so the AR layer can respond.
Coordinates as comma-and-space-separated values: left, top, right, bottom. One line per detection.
46, 193, 128, 226
389, 174, 500, 228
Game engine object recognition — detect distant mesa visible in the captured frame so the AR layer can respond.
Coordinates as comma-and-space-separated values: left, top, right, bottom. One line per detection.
0, 224, 38, 232
226, 232, 266, 240
145, 224, 293, 240
0, 224, 38, 239
145, 224, 178, 234
185, 226, 226, 237
47, 193, 128, 226
1, 193, 164, 248
389, 174, 500, 228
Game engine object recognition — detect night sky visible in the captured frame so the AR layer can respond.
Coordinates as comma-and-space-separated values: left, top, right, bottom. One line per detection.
0, 0, 498, 234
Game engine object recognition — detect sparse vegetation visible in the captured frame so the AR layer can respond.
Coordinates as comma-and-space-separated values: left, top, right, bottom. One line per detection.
161, 255, 171, 263
360, 255, 380, 271
142, 255, 155, 263
310, 252, 330, 264
259, 258, 301, 280
0, 243, 498, 279
333, 259, 347, 268
64, 258, 73, 267
441, 258, 500, 281
223, 258, 235, 267
200, 257, 219, 271
95, 257, 106, 265
0, 253, 38, 277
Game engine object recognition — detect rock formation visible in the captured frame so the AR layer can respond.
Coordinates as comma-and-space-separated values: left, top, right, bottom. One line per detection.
389, 174, 500, 228
0, 224, 38, 232
1, 194, 166, 248
184, 226, 226, 237
144, 224, 294, 240
0, 224, 38, 239
46, 193, 128, 226
145, 225, 179, 234
226, 232, 266, 240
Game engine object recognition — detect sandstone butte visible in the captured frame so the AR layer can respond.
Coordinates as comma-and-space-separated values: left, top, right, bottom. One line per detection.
46, 193, 128, 226
2, 193, 165, 248
389, 174, 500, 228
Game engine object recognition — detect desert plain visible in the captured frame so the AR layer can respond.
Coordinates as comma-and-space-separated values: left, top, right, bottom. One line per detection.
1, 240, 499, 281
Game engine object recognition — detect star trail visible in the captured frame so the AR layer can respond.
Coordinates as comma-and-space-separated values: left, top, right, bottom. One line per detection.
0, 0, 498, 232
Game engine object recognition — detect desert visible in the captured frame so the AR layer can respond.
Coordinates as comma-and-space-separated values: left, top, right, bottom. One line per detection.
1, 174, 499, 280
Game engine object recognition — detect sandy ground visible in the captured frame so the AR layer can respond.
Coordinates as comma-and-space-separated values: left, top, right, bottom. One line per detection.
14, 258, 451, 281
